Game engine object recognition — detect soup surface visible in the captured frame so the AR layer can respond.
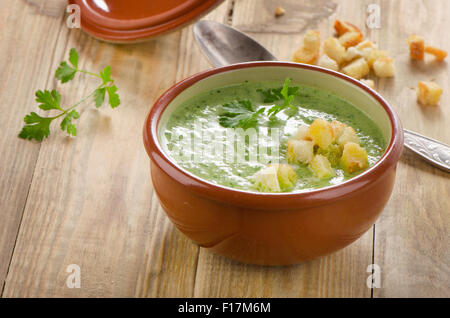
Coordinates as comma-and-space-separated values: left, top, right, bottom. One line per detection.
162, 81, 386, 192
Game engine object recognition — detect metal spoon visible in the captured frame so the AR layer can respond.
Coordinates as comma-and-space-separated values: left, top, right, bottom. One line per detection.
193, 20, 450, 172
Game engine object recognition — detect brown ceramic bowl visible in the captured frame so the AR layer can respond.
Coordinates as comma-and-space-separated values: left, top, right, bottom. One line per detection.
69, 0, 225, 43
143, 62, 403, 265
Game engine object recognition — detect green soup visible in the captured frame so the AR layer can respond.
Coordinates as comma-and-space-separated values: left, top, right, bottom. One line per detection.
162, 81, 386, 192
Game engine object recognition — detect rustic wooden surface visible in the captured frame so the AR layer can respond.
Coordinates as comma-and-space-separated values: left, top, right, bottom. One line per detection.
0, 0, 448, 298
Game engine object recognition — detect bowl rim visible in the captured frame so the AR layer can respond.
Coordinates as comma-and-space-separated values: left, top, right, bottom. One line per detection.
143, 61, 404, 209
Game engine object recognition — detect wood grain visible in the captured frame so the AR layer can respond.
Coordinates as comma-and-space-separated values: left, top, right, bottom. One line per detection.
373, 0, 450, 298
0, 0, 448, 298
0, 0, 67, 293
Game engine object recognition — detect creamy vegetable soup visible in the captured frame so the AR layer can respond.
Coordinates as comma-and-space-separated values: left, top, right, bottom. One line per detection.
162, 79, 386, 193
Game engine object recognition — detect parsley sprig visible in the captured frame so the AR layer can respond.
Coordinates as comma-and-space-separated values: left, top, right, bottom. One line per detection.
266, 78, 299, 119
219, 100, 264, 129
217, 78, 299, 129
19, 48, 120, 141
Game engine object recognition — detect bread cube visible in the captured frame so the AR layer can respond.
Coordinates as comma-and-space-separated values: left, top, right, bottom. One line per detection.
365, 49, 388, 67
424, 45, 448, 61
331, 120, 347, 139
287, 139, 315, 164
407, 34, 425, 60
274, 5, 285, 17
292, 30, 320, 64
292, 125, 312, 141
303, 30, 321, 53
308, 118, 335, 149
318, 54, 339, 71
276, 164, 298, 190
317, 144, 343, 166
310, 155, 335, 179
334, 20, 361, 36
323, 37, 347, 65
417, 81, 443, 106
253, 165, 280, 192
342, 57, 370, 80
337, 126, 359, 146
360, 79, 375, 89
344, 46, 363, 62
339, 31, 363, 48
373, 57, 395, 77
356, 40, 376, 51
340, 142, 369, 173
293, 47, 318, 64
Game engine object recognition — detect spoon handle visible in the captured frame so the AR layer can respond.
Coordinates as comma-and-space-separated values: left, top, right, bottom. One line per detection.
403, 129, 450, 172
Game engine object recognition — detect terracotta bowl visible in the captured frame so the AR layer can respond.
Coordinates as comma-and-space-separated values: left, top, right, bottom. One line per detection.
143, 62, 403, 265
69, 0, 225, 43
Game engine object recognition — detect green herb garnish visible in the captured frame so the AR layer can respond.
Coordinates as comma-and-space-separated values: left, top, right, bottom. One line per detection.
257, 85, 299, 103
219, 99, 264, 129
267, 78, 299, 119
19, 48, 120, 141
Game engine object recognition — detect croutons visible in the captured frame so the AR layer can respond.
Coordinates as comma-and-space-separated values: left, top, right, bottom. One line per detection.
317, 144, 343, 166
253, 164, 298, 192
360, 79, 375, 89
417, 81, 443, 106
334, 20, 361, 36
293, 48, 318, 64
344, 46, 363, 62
337, 126, 360, 146
323, 37, 347, 65
293, 30, 320, 64
339, 31, 363, 48
318, 54, 339, 71
373, 57, 395, 77
365, 49, 388, 67
303, 30, 321, 52
342, 57, 370, 80
331, 120, 347, 139
340, 142, 369, 173
406, 34, 447, 61
287, 139, 315, 164
253, 165, 280, 192
355, 40, 376, 51
424, 45, 448, 61
308, 118, 335, 149
274, 5, 285, 17
310, 155, 335, 179
407, 34, 425, 60
276, 164, 298, 191
292, 125, 312, 141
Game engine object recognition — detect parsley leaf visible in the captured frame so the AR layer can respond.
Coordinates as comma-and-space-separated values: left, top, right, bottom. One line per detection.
35, 89, 62, 110
18, 112, 53, 141
258, 86, 299, 103
219, 100, 263, 129
94, 87, 106, 108
267, 78, 299, 119
60, 110, 80, 136
106, 85, 120, 108
55, 61, 77, 83
69, 48, 78, 68
100, 66, 112, 85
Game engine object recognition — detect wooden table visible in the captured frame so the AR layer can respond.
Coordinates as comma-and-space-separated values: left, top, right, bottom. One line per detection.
1, 0, 448, 298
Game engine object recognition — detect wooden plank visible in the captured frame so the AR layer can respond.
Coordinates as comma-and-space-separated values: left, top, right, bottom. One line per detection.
193, 0, 375, 298
373, 0, 450, 298
0, 0, 67, 293
2, 0, 231, 297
